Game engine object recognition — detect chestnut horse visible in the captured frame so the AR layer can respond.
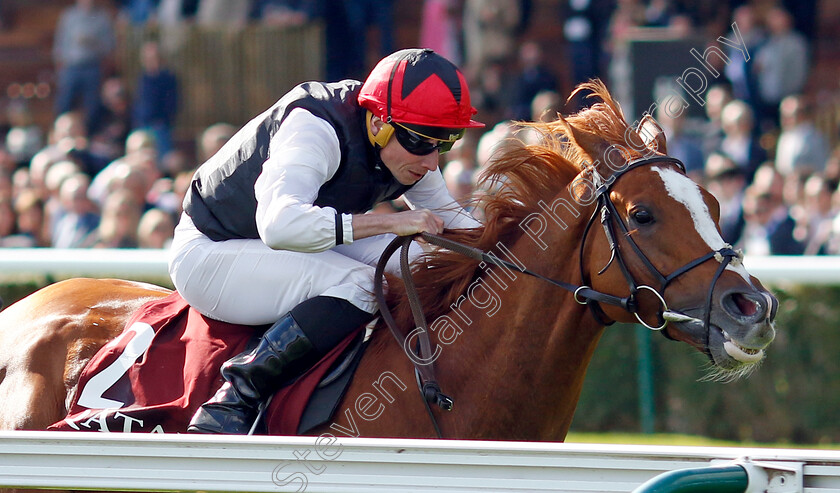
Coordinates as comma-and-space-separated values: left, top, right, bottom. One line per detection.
0, 82, 776, 442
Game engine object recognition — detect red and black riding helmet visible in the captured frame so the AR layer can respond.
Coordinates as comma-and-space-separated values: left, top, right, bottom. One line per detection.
358, 48, 484, 142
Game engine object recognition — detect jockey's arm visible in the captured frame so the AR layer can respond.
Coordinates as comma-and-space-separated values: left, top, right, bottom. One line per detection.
353, 166, 481, 239
351, 209, 445, 239
255, 109, 480, 253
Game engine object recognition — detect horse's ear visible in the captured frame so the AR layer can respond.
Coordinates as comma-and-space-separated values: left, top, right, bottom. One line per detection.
557, 114, 612, 173
638, 114, 668, 154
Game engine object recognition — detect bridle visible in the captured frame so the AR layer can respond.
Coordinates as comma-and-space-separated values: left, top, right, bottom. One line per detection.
578, 155, 743, 339
373, 154, 743, 435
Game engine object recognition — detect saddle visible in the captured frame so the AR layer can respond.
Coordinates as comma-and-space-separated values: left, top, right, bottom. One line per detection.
48, 291, 366, 435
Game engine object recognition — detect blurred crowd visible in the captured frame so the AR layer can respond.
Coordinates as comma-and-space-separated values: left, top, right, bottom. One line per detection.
0, 0, 834, 257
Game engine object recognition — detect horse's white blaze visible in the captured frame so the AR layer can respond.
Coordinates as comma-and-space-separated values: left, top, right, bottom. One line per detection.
652, 167, 752, 283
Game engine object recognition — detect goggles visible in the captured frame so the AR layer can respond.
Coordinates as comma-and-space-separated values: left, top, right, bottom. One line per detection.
392, 122, 464, 156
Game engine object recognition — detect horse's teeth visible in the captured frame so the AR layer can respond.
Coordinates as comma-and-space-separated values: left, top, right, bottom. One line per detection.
724, 340, 763, 363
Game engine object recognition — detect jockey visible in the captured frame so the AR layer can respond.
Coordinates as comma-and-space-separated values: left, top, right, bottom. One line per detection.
169, 48, 484, 434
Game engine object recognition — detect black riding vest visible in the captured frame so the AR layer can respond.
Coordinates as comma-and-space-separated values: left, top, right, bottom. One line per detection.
183, 80, 411, 241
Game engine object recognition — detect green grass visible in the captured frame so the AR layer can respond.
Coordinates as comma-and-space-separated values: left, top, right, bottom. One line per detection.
565, 432, 840, 450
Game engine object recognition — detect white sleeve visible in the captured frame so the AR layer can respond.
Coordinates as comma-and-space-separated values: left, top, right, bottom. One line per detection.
255, 108, 354, 252
403, 168, 482, 229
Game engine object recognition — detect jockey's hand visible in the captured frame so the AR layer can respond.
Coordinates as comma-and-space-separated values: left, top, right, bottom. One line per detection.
390, 209, 444, 237
351, 209, 444, 240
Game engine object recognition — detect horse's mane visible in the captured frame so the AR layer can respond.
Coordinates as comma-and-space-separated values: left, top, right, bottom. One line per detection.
383, 80, 648, 329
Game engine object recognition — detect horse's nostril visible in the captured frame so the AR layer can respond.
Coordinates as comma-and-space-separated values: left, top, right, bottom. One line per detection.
726, 291, 769, 322
733, 293, 758, 317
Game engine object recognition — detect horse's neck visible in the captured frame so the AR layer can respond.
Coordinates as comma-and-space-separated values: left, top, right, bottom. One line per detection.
434, 233, 605, 441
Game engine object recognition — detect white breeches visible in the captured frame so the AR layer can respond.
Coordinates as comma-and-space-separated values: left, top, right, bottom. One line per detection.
168, 214, 420, 325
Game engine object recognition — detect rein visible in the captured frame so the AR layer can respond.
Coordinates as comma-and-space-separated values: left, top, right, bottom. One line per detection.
373, 155, 742, 436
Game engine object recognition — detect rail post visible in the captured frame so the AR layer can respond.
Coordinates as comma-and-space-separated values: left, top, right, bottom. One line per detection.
632, 457, 803, 493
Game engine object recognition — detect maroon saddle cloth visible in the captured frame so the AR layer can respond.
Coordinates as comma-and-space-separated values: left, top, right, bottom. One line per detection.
48, 291, 361, 435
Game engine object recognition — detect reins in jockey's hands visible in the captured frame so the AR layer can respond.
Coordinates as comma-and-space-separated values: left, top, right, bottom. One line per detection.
352, 209, 445, 239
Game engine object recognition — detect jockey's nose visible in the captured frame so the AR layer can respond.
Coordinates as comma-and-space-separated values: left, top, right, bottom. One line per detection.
421, 153, 439, 172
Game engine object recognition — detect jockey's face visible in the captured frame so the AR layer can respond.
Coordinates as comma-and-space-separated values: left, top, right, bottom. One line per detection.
371, 118, 441, 185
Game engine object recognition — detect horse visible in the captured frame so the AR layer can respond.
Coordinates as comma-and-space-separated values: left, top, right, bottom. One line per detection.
0, 81, 776, 443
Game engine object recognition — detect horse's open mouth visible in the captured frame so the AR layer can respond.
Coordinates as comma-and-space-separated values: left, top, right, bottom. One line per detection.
663, 310, 765, 365
721, 329, 764, 363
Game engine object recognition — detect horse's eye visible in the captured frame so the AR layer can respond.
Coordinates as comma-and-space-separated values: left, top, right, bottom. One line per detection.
631, 208, 654, 225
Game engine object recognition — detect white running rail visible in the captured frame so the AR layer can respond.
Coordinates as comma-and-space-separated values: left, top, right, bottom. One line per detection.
1, 432, 839, 492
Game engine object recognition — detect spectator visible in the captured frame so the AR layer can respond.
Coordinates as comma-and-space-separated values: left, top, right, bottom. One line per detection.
0, 146, 17, 179
463, 0, 521, 70
463, 0, 522, 108
51, 173, 100, 248
91, 189, 142, 248
469, 60, 511, 124
0, 168, 11, 200
197, 122, 235, 162
561, 0, 607, 100
195, 0, 251, 28
643, 0, 671, 27
420, 0, 462, 64
705, 153, 747, 246
156, 0, 199, 52
476, 120, 519, 169
43, 159, 84, 236
4, 101, 44, 167
159, 148, 193, 178
11, 189, 48, 247
28, 152, 60, 202
775, 95, 829, 178
507, 41, 558, 121
87, 129, 158, 207
655, 103, 704, 181
52, 0, 116, 133
530, 90, 562, 123
739, 164, 804, 255
754, 6, 809, 130
255, 0, 316, 27
605, 0, 646, 110
138, 207, 175, 248
11, 168, 32, 202
794, 175, 835, 255
718, 100, 764, 183
132, 40, 179, 158
441, 135, 480, 208
125, 127, 159, 157
91, 154, 156, 210
157, 0, 199, 25
342, 0, 395, 80
89, 76, 132, 167
170, 169, 194, 217
701, 84, 733, 159
723, 5, 765, 115
824, 146, 840, 185
0, 199, 17, 245
29, 112, 88, 187
782, 169, 809, 212
442, 158, 475, 208
117, 0, 160, 25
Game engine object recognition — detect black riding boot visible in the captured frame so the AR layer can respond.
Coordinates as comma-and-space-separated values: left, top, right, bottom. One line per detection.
187, 312, 319, 434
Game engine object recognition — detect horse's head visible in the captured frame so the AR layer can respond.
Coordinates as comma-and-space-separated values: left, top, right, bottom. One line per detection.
560, 85, 776, 379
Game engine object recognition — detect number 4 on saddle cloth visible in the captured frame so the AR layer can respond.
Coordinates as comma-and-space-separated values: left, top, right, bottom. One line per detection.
48, 292, 365, 435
